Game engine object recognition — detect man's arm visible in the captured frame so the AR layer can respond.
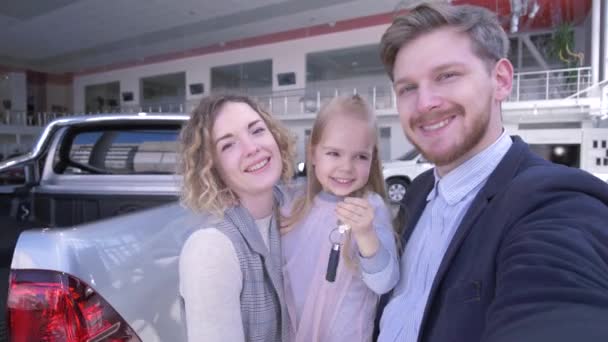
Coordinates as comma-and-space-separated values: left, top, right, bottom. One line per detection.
179, 229, 245, 342
482, 180, 608, 342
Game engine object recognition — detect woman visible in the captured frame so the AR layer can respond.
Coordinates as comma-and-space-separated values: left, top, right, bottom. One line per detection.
178, 94, 295, 342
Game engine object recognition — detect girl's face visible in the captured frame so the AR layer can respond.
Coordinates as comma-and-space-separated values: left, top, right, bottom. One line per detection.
311, 114, 374, 197
212, 102, 283, 204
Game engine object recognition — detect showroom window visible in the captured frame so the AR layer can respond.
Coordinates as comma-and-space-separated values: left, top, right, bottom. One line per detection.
140, 72, 186, 112
211, 59, 272, 94
306, 44, 384, 83
85, 81, 120, 113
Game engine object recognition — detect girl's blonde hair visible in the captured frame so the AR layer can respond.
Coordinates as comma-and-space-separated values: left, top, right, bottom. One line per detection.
179, 94, 295, 215
284, 95, 388, 264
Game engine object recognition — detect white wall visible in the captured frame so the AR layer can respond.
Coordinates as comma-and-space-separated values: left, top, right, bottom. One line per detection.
73, 24, 389, 112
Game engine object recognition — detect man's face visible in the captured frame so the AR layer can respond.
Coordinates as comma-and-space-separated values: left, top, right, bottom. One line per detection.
392, 27, 512, 174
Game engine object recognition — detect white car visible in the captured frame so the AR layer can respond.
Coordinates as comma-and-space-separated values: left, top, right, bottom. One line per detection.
383, 150, 433, 202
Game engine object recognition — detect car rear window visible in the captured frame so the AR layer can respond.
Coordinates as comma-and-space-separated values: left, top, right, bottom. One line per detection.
54, 126, 181, 175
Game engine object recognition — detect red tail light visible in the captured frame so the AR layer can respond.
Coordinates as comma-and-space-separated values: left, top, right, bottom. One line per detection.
7, 270, 141, 342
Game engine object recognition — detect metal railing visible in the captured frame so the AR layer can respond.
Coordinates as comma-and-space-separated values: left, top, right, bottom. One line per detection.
509, 66, 592, 101
0, 110, 76, 127
0, 67, 597, 129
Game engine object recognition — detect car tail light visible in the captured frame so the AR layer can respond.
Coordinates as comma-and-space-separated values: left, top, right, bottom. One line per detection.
7, 269, 141, 342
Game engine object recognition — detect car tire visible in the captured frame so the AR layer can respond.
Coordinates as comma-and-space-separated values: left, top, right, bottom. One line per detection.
386, 178, 409, 203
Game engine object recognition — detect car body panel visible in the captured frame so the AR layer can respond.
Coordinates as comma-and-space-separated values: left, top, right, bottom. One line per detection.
11, 202, 209, 342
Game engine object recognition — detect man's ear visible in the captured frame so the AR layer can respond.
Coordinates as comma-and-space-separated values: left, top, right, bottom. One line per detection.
493, 58, 514, 101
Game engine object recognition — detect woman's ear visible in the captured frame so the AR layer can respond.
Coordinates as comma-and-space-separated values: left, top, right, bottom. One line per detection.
493, 58, 514, 101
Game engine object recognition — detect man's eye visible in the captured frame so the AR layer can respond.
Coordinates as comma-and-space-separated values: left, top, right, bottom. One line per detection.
397, 85, 416, 95
438, 72, 458, 81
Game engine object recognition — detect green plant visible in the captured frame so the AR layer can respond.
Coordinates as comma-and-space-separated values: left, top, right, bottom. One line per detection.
548, 22, 584, 67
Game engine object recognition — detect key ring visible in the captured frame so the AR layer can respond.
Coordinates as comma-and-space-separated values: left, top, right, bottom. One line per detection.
326, 222, 350, 282
328, 223, 350, 245
328, 228, 343, 245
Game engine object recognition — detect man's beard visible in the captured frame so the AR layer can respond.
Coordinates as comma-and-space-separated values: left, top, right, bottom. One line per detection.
407, 103, 491, 167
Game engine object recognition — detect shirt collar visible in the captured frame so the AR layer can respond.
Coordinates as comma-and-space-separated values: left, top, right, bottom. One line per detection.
426, 132, 513, 205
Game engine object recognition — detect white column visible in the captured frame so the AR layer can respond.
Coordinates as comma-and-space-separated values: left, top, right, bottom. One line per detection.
591, 0, 601, 86
602, 0, 608, 82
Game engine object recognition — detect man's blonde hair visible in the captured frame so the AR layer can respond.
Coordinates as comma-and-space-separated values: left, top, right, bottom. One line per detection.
380, 2, 509, 80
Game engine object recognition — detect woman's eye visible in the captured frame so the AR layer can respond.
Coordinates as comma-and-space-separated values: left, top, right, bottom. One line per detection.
221, 143, 234, 152
252, 127, 266, 135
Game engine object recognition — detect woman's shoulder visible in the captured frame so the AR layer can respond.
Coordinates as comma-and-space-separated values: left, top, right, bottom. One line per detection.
182, 226, 232, 252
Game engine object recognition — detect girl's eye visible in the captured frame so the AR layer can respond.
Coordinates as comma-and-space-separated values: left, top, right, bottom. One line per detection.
326, 151, 339, 157
358, 154, 370, 161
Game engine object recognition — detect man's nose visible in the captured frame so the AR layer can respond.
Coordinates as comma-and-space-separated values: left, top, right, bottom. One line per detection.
416, 85, 442, 113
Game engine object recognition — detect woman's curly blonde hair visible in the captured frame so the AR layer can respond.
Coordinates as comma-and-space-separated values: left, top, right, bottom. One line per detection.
179, 94, 295, 215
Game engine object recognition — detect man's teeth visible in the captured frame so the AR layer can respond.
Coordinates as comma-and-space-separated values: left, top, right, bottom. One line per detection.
246, 158, 269, 172
423, 118, 450, 131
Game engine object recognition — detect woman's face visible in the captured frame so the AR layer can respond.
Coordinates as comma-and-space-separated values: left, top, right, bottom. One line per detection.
212, 102, 283, 203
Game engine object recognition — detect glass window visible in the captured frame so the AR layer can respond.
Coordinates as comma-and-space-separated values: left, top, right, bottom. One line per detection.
55, 127, 181, 175
211, 60, 272, 94
529, 144, 580, 168
306, 44, 384, 82
85, 81, 120, 113
140, 72, 186, 112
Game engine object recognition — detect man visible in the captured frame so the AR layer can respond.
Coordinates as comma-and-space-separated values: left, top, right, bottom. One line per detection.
377, 3, 608, 342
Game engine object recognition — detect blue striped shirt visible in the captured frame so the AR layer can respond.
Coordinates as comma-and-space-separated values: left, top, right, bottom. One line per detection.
378, 133, 512, 342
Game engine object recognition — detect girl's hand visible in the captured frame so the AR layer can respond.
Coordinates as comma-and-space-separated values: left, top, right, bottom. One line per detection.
336, 197, 379, 257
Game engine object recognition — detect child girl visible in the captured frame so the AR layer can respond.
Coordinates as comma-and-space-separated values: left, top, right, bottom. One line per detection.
281, 95, 399, 342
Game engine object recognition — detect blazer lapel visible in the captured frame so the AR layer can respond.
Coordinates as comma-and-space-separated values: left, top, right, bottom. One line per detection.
417, 136, 529, 340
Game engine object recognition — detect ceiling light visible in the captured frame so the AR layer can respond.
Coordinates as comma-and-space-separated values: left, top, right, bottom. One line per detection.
553, 146, 566, 157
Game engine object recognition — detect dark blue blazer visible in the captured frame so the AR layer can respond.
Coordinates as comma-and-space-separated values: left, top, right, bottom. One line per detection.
382, 136, 608, 342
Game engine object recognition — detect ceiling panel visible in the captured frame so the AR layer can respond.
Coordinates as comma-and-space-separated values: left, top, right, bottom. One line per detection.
0, 0, 404, 73
0, 0, 82, 20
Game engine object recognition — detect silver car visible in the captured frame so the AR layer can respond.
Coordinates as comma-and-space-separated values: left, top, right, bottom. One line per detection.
9, 202, 204, 341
